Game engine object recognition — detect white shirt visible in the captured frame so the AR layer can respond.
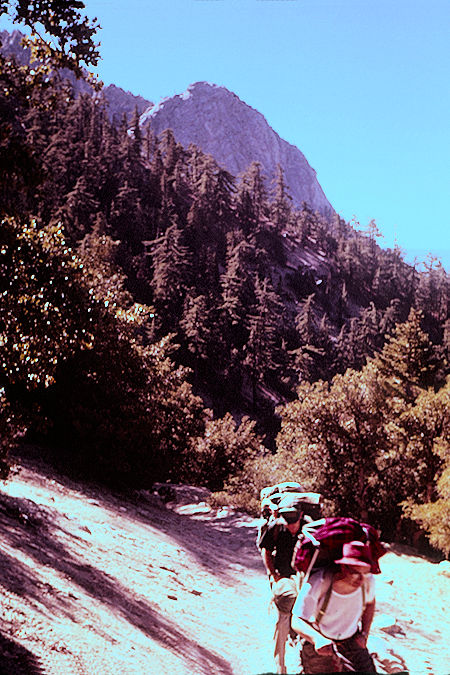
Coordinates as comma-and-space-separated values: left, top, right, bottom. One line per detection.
292, 568, 375, 640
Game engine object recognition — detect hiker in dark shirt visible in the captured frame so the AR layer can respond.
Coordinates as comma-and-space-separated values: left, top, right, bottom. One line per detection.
256, 497, 279, 550
259, 502, 304, 674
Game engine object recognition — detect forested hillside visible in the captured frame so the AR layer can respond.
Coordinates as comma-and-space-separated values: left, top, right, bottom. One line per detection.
1, 13, 449, 554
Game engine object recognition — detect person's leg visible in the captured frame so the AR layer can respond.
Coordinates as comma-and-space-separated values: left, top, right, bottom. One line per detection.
301, 641, 343, 674
273, 608, 291, 674
271, 576, 298, 673
335, 634, 376, 672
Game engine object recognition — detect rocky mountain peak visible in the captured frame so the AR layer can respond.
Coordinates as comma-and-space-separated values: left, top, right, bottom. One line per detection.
1, 28, 331, 215
0, 29, 152, 122
0, 29, 30, 64
140, 81, 333, 215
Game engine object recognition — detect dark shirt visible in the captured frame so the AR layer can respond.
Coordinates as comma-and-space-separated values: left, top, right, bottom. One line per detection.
259, 517, 302, 578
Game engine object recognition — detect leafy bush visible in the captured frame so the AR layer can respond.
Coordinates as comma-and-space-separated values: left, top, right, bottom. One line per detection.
273, 314, 448, 542
184, 413, 262, 492
0, 217, 207, 487
402, 380, 450, 555
210, 448, 314, 516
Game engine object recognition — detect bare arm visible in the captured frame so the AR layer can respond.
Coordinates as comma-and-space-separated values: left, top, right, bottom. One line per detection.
359, 600, 376, 644
291, 616, 334, 653
261, 548, 281, 582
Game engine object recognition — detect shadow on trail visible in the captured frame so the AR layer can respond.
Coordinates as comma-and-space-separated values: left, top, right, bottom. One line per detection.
0, 633, 44, 674
126, 496, 265, 581
0, 492, 234, 675
13, 448, 265, 583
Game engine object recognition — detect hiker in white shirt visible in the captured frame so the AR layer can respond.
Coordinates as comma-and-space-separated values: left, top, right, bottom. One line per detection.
291, 540, 377, 673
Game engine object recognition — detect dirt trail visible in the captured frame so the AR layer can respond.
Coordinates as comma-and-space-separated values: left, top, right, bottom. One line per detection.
0, 450, 449, 674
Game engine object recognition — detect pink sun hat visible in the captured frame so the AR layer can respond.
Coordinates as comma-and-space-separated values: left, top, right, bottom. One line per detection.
335, 541, 373, 571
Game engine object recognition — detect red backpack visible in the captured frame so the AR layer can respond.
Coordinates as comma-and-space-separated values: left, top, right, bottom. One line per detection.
292, 516, 386, 577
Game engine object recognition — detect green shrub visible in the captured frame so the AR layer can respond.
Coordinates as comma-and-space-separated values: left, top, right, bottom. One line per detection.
185, 413, 262, 492
0, 217, 208, 487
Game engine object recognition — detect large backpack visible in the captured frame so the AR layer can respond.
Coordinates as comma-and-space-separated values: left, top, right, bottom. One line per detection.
259, 482, 322, 521
260, 481, 308, 501
292, 516, 387, 578
256, 482, 322, 551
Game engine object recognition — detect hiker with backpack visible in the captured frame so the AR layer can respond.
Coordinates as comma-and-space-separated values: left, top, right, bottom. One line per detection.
256, 496, 280, 550
257, 485, 322, 675
291, 540, 378, 673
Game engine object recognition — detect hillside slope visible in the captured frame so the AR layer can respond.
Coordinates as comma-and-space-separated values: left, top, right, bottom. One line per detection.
0, 450, 449, 675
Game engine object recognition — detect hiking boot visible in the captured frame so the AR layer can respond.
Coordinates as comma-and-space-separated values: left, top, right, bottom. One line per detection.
288, 627, 299, 646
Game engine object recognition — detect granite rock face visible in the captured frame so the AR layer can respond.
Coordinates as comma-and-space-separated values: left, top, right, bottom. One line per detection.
0, 29, 30, 64
101, 84, 151, 123
140, 81, 333, 215
1, 32, 331, 214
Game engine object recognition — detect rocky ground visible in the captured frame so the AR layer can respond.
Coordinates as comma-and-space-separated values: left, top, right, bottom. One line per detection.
0, 448, 449, 675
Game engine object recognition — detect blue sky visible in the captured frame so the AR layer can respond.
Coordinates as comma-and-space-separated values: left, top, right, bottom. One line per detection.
2, 0, 449, 269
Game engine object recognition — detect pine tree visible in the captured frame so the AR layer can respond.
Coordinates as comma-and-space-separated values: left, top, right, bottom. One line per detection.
296, 293, 318, 345
316, 313, 336, 378
144, 126, 157, 162
110, 180, 145, 252
59, 174, 99, 239
292, 294, 325, 381
270, 164, 292, 229
0, 58, 40, 216
296, 202, 316, 246
179, 293, 211, 370
150, 216, 192, 330
130, 107, 143, 161
415, 257, 449, 325
97, 114, 121, 220
335, 318, 366, 372
243, 276, 285, 407
380, 298, 404, 336
185, 154, 234, 269
359, 302, 382, 354
236, 162, 268, 234
221, 234, 256, 332
374, 309, 440, 403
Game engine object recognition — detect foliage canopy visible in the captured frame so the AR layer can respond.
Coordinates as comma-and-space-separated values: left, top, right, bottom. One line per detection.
0, 16, 449, 551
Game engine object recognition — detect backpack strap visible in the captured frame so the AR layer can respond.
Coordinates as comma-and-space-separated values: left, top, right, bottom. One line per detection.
315, 579, 333, 625
315, 576, 368, 627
